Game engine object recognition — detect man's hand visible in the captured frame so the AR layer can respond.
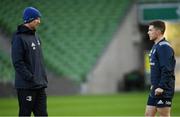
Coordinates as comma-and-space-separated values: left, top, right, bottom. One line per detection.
155, 88, 164, 96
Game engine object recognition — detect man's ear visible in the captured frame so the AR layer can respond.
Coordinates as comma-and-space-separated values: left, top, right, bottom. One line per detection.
156, 29, 162, 35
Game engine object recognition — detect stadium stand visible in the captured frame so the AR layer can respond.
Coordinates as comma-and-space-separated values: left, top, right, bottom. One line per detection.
0, 0, 130, 82
0, 49, 13, 82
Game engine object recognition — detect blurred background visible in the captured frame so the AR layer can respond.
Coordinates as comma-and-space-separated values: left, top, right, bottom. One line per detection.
0, 0, 180, 116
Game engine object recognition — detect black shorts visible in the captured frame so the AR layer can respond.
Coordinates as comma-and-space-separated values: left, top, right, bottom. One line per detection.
147, 95, 172, 108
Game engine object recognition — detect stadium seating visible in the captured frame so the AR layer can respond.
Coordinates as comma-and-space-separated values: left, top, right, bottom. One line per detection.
0, 50, 14, 82
0, 0, 130, 81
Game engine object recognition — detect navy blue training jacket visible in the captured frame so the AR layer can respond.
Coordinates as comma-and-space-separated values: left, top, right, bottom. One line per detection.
11, 24, 48, 89
149, 38, 176, 98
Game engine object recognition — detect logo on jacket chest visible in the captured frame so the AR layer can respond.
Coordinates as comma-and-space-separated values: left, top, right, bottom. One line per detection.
31, 42, 36, 50
37, 39, 40, 45
31, 40, 40, 50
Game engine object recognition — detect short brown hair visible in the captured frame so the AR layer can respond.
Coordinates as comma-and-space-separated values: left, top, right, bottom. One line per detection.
149, 20, 166, 34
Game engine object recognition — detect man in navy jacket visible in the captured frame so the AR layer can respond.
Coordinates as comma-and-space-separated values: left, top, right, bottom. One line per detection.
145, 20, 176, 117
11, 7, 48, 116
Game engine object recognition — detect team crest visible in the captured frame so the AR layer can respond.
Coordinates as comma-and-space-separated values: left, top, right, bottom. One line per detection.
31, 42, 36, 50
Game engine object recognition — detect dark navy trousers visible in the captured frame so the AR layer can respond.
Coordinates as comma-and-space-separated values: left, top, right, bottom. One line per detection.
17, 88, 48, 117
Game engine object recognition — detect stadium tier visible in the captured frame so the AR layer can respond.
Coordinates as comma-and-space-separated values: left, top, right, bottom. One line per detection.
0, 0, 130, 81
0, 50, 14, 82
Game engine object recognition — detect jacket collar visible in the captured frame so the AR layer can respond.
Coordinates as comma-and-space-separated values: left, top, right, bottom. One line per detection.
157, 37, 165, 44
155, 37, 165, 45
17, 24, 36, 35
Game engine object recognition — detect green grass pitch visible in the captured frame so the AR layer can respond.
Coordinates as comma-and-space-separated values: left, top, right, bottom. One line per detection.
0, 92, 179, 116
